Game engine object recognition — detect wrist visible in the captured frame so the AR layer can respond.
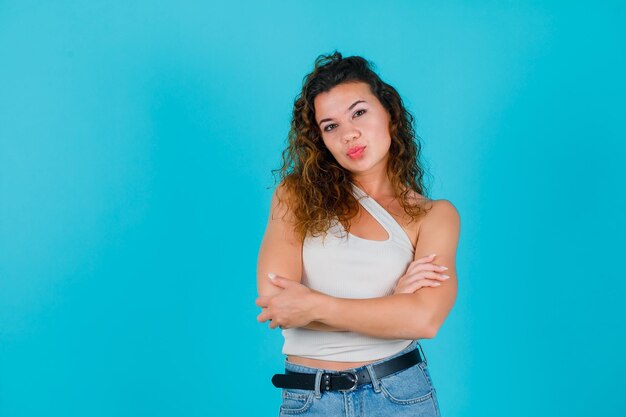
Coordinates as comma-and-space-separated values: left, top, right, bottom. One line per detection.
310, 291, 334, 323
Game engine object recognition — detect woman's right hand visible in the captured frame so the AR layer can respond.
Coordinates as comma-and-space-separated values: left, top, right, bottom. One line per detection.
392, 253, 450, 294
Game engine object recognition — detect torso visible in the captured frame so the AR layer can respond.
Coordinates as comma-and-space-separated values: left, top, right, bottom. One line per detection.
287, 190, 430, 371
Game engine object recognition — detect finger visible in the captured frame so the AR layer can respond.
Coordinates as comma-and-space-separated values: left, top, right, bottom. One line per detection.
406, 260, 448, 274
404, 279, 443, 293
406, 262, 449, 275
397, 268, 438, 284
257, 311, 270, 323
412, 253, 437, 264
415, 278, 443, 288
269, 319, 281, 329
405, 259, 436, 274
406, 271, 450, 283
268, 276, 293, 289
394, 276, 439, 293
398, 271, 449, 288
255, 296, 271, 307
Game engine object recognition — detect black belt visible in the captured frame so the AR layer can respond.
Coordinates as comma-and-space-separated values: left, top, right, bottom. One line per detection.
271, 348, 423, 392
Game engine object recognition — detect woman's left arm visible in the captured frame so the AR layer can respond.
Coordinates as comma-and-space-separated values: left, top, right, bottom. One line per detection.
256, 200, 460, 339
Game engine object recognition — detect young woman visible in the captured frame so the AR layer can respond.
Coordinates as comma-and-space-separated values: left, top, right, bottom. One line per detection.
256, 52, 460, 416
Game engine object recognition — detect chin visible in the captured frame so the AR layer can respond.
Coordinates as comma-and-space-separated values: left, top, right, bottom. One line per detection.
343, 164, 373, 174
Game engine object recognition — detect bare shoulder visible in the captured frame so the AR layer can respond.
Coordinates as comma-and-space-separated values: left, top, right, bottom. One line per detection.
427, 199, 460, 221
419, 198, 461, 236
403, 186, 458, 218
270, 181, 297, 222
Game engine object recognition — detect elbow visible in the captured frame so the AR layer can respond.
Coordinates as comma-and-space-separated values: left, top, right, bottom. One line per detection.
422, 316, 446, 339
417, 323, 438, 340
423, 323, 439, 339
406, 316, 439, 340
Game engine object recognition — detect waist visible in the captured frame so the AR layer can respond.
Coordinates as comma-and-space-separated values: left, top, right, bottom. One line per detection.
286, 355, 382, 371
281, 328, 414, 363
284, 339, 422, 374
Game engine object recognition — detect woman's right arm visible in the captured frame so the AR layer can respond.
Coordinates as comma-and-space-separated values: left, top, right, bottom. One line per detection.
256, 184, 302, 299
256, 185, 345, 331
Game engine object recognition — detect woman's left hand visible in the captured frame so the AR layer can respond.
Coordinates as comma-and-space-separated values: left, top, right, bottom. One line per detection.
255, 275, 321, 329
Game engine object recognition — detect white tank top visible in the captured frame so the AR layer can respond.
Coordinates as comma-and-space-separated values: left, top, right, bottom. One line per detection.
281, 183, 415, 361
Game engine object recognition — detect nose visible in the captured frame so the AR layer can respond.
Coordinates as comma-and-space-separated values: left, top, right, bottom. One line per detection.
342, 127, 360, 143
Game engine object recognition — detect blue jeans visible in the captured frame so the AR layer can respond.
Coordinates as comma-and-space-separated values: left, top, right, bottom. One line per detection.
278, 340, 441, 416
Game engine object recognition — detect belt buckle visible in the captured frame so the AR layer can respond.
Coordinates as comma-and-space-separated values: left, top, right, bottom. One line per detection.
338, 372, 358, 392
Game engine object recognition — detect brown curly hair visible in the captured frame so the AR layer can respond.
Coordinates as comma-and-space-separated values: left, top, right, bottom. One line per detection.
272, 51, 432, 242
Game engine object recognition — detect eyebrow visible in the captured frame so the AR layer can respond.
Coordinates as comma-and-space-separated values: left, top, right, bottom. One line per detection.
318, 100, 366, 126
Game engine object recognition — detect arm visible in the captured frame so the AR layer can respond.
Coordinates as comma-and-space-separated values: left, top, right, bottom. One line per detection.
256, 184, 346, 332
258, 200, 460, 339
312, 199, 460, 339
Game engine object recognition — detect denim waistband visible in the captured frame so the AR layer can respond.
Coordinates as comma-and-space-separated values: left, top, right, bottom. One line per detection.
284, 340, 422, 374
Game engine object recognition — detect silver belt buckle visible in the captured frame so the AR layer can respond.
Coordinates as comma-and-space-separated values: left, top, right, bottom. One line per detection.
338, 372, 358, 392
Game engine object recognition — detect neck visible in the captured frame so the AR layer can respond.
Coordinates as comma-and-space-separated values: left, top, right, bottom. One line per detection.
352, 174, 395, 199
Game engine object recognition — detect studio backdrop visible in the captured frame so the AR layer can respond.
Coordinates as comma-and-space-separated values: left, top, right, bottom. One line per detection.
1, 1, 625, 416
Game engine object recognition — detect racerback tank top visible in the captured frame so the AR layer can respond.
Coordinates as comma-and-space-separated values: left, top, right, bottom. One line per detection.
281, 183, 416, 361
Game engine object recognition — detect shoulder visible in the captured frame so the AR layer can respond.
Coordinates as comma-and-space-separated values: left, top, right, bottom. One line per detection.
271, 176, 299, 203
404, 186, 458, 218
419, 199, 461, 236
262, 181, 303, 246
428, 199, 460, 220
404, 190, 459, 219
269, 180, 298, 222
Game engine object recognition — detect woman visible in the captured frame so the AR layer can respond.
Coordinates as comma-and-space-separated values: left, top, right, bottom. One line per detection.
256, 52, 460, 416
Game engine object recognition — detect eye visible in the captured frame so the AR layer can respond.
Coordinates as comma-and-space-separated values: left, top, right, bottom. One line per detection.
354, 109, 367, 117
323, 123, 337, 132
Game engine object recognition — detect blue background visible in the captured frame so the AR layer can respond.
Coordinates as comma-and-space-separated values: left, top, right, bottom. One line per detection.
1, 1, 625, 416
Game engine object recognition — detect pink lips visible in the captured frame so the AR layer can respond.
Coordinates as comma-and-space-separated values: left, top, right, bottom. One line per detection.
347, 146, 366, 159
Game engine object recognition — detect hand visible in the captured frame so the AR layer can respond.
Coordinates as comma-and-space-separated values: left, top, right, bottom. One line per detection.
393, 253, 450, 294
255, 274, 321, 330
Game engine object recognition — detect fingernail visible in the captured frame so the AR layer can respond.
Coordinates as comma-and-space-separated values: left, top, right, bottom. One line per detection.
434, 283, 441, 286
268, 273, 276, 280
440, 266, 448, 271
429, 253, 437, 258
441, 274, 450, 279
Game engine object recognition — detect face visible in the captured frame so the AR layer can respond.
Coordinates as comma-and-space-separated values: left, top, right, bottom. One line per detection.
314, 81, 392, 177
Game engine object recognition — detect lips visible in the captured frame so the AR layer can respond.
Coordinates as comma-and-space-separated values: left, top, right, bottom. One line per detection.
346, 146, 366, 158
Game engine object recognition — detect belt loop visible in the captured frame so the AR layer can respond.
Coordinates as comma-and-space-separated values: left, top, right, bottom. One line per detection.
313, 370, 323, 399
365, 364, 381, 393
416, 340, 428, 366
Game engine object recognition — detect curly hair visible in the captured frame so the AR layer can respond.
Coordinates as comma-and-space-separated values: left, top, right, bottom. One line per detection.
272, 51, 432, 242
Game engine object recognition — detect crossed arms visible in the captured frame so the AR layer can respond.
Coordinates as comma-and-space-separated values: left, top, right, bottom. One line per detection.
255, 187, 460, 340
